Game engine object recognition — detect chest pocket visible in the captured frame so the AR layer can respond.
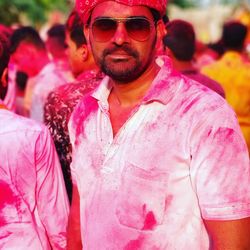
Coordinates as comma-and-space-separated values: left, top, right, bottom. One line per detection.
115, 162, 169, 231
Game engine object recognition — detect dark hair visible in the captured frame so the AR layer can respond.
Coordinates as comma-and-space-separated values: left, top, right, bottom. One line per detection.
150, 8, 161, 23
207, 40, 225, 56
47, 24, 67, 49
16, 71, 28, 91
0, 35, 10, 99
0, 35, 10, 78
66, 10, 87, 48
163, 19, 195, 61
222, 21, 247, 51
10, 26, 45, 54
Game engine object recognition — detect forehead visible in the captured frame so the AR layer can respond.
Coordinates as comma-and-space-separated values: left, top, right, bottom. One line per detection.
91, 1, 153, 20
12, 41, 31, 55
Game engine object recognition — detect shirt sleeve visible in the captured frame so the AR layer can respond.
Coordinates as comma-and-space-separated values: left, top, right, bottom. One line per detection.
35, 126, 70, 249
190, 103, 250, 221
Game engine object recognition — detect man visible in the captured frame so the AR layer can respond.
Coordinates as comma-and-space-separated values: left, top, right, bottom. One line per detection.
201, 21, 250, 153
46, 24, 74, 82
64, 10, 99, 79
0, 33, 69, 249
44, 10, 102, 202
67, 1, 250, 249
0, 25, 16, 112
163, 19, 225, 98
10, 26, 68, 122
0, 30, 9, 103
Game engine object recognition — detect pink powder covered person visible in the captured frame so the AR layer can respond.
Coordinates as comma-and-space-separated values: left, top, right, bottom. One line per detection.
10, 26, 68, 122
0, 33, 69, 250
67, 1, 250, 249
45, 24, 74, 83
3, 61, 16, 112
0, 24, 16, 112
162, 19, 225, 98
44, 10, 102, 203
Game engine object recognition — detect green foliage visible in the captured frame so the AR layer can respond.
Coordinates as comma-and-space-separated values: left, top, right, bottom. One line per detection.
0, 0, 72, 26
169, 0, 197, 8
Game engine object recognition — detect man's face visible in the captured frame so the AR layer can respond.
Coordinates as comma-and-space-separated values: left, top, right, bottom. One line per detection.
66, 32, 84, 76
86, 1, 157, 83
11, 42, 37, 77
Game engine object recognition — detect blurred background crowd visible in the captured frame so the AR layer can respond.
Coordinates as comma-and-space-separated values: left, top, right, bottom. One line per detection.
1, 0, 249, 44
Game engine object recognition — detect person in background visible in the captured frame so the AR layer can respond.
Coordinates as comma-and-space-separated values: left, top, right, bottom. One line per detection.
0, 24, 16, 112
193, 40, 222, 69
201, 21, 250, 153
15, 71, 28, 116
0, 32, 69, 250
0, 32, 10, 107
46, 24, 74, 82
44, 10, 102, 202
65, 10, 99, 80
9, 26, 68, 122
0, 37, 8, 102
163, 19, 225, 98
67, 0, 250, 249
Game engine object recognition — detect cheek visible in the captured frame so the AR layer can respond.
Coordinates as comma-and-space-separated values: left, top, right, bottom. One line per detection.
90, 43, 104, 63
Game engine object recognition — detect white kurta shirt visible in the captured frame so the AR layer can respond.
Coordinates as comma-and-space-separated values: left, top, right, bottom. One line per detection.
0, 109, 69, 249
69, 57, 250, 250
30, 62, 67, 122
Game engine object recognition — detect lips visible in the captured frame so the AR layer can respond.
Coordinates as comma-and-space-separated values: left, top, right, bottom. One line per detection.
107, 53, 132, 60
106, 49, 134, 60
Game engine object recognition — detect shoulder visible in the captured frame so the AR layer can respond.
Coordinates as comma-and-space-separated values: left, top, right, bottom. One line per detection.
0, 110, 51, 151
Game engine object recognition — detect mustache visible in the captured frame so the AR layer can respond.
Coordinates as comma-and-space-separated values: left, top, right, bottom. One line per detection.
103, 45, 138, 58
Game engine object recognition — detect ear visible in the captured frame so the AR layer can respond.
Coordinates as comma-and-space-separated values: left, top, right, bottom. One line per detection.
1, 68, 8, 87
156, 20, 167, 56
81, 44, 89, 61
164, 47, 173, 58
157, 19, 167, 38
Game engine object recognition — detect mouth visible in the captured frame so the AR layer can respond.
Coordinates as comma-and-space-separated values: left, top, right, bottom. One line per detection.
106, 52, 133, 61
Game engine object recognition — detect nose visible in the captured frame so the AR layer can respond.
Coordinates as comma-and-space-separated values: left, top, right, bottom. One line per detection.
111, 22, 130, 45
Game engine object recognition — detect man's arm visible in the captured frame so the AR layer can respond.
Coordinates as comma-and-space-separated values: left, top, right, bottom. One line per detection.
204, 218, 250, 250
36, 127, 70, 249
67, 184, 82, 250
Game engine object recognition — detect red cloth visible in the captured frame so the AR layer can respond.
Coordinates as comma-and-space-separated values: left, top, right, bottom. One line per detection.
76, 0, 167, 24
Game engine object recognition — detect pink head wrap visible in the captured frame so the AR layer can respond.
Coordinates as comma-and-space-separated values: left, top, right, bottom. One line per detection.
76, 0, 167, 24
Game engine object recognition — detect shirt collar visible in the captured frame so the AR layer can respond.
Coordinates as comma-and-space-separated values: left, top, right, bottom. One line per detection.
91, 56, 182, 106
35, 62, 56, 79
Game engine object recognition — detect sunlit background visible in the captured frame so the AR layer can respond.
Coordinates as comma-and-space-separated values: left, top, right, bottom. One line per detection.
0, 0, 249, 44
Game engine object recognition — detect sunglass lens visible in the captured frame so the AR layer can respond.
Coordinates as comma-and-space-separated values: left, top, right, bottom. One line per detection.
93, 19, 117, 42
126, 18, 151, 41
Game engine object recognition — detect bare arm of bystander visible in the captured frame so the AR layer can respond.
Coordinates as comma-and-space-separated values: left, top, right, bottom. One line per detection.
204, 217, 250, 250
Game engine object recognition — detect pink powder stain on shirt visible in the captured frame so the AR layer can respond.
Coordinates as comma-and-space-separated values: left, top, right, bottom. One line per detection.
74, 96, 99, 139
123, 237, 144, 250
0, 181, 17, 224
142, 211, 157, 230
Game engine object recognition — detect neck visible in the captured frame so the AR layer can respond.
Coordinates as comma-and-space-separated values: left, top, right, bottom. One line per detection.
109, 61, 160, 107
0, 103, 7, 109
34, 52, 50, 75
172, 58, 195, 72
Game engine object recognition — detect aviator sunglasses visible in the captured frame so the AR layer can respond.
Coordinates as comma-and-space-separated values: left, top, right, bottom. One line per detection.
90, 17, 155, 42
